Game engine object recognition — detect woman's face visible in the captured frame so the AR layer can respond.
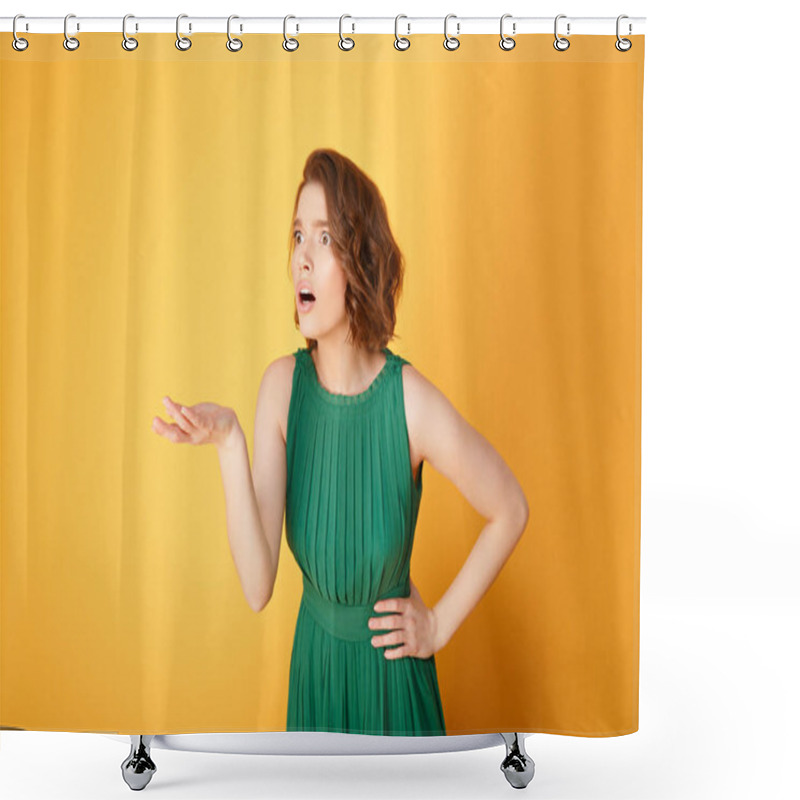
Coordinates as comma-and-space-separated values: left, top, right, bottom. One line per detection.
292, 182, 349, 345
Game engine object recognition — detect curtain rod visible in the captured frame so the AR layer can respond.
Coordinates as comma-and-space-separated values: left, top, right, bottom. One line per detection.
2, 16, 646, 36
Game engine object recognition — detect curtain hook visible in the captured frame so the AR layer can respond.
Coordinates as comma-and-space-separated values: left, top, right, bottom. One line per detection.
12, 14, 29, 52
394, 14, 411, 51
122, 14, 139, 51
227, 15, 243, 52
553, 14, 570, 51
63, 13, 80, 51
443, 14, 460, 51
283, 15, 299, 52
615, 15, 632, 52
175, 13, 192, 51
339, 14, 355, 51
499, 14, 516, 51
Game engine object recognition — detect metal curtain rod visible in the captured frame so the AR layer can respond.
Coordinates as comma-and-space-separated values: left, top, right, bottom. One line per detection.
2, 15, 647, 36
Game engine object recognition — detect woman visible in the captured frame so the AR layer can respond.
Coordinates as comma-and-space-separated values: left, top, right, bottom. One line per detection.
152, 148, 530, 736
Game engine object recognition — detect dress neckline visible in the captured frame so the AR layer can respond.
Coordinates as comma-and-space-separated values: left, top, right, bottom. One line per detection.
303, 347, 393, 406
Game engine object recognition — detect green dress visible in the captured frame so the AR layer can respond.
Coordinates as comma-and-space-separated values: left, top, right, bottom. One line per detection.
284, 345, 446, 736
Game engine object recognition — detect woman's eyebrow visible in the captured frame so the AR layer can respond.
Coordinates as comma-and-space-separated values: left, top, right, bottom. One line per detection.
293, 219, 329, 228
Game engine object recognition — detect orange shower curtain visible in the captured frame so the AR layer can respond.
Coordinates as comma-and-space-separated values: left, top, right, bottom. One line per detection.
1, 31, 644, 736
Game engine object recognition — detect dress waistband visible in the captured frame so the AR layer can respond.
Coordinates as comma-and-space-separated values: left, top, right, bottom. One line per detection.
301, 574, 409, 642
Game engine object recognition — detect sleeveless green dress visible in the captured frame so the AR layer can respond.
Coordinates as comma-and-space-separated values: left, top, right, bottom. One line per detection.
284, 345, 446, 736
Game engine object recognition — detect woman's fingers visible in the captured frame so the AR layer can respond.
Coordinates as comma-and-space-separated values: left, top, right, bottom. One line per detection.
152, 396, 219, 445
175, 403, 208, 437
151, 415, 190, 443
162, 396, 194, 435
179, 404, 201, 428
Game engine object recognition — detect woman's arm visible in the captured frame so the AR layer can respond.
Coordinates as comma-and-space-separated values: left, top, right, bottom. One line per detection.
404, 365, 530, 650
216, 358, 289, 613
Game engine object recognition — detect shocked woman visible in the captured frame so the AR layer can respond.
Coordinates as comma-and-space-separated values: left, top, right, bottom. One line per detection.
152, 148, 529, 736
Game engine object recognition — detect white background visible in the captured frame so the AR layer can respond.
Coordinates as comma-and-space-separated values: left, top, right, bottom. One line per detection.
1, 1, 798, 798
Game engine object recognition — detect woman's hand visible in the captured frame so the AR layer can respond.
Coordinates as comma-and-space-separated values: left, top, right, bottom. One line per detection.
152, 396, 239, 448
368, 579, 441, 660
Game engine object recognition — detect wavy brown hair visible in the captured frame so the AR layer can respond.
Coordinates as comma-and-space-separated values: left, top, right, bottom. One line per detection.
286, 148, 405, 353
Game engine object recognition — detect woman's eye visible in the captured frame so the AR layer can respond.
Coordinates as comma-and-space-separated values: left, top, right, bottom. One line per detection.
293, 230, 330, 245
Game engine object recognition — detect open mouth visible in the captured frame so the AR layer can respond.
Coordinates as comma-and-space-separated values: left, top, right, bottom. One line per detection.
298, 289, 316, 311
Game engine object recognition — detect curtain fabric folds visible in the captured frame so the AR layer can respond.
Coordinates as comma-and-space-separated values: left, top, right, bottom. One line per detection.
1, 32, 644, 736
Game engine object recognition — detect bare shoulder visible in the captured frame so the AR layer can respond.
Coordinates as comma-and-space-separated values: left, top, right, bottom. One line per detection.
401, 360, 529, 525
400, 360, 477, 463
399, 362, 447, 469
399, 362, 427, 424
260, 353, 297, 445
400, 358, 446, 406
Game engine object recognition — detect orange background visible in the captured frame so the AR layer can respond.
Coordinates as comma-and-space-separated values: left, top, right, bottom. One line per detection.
1, 33, 643, 736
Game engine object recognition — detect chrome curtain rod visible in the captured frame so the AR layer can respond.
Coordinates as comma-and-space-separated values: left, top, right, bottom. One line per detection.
2, 15, 647, 36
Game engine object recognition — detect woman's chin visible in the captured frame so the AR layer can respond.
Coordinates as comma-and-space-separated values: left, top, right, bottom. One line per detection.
300, 324, 318, 341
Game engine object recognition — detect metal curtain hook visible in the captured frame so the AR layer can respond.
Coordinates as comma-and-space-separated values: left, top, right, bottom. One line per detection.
283, 15, 299, 51
443, 13, 460, 51
63, 13, 80, 51
553, 14, 570, 51
339, 14, 355, 51
176, 13, 192, 51
12, 14, 29, 51
615, 14, 632, 51
122, 14, 139, 51
394, 14, 411, 51
499, 14, 516, 50
227, 14, 243, 52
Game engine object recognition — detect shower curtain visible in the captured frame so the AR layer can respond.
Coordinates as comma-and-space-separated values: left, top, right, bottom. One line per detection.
0, 29, 644, 737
